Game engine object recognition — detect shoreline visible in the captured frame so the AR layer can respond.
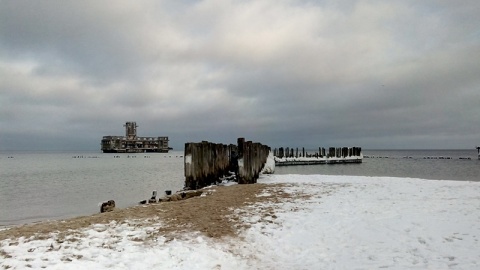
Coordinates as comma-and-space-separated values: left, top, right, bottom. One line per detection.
2, 172, 479, 233
0, 182, 287, 242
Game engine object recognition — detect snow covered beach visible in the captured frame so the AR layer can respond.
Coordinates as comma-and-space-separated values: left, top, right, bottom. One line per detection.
1, 174, 479, 269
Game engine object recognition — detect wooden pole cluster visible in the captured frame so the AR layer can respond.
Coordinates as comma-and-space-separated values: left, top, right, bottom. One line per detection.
236, 138, 271, 184
329, 147, 336, 158
184, 141, 235, 190
184, 138, 270, 190
274, 146, 361, 158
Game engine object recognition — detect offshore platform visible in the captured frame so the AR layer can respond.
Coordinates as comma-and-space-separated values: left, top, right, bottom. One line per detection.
101, 122, 171, 153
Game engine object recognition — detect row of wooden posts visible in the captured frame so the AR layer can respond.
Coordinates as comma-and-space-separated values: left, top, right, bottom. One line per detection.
184, 138, 271, 190
274, 147, 362, 158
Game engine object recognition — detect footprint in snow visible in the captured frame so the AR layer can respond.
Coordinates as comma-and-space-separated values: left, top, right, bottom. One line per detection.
417, 237, 427, 245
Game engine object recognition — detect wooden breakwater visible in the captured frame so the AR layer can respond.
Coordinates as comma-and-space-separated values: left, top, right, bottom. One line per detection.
274, 146, 362, 166
184, 138, 270, 190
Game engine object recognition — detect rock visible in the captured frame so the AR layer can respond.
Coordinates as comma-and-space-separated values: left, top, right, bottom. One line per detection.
148, 190, 157, 203
100, 200, 115, 213
159, 197, 169, 202
169, 194, 181, 201
148, 198, 157, 203
156, 190, 204, 203
183, 190, 203, 199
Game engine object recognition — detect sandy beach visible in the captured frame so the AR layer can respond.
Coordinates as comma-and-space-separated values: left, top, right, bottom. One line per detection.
0, 183, 282, 242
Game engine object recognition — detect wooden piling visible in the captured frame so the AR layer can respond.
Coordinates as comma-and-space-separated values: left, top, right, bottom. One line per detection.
184, 138, 270, 189
274, 146, 362, 166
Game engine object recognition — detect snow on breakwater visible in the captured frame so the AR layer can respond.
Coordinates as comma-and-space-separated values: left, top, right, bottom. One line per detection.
274, 154, 363, 166
274, 146, 362, 166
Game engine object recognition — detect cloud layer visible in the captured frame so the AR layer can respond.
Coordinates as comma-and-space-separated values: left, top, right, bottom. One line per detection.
1, 0, 479, 150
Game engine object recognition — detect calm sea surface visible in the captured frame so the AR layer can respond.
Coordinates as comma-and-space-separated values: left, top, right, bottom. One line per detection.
0, 151, 185, 227
275, 149, 480, 181
1, 149, 479, 227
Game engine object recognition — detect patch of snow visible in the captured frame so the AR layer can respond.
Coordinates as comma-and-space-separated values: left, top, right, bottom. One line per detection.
238, 158, 244, 169
218, 180, 238, 187
184, 154, 192, 164
261, 151, 275, 174
256, 192, 272, 197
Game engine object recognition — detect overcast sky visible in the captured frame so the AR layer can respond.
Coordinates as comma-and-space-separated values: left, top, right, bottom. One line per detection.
1, 0, 479, 151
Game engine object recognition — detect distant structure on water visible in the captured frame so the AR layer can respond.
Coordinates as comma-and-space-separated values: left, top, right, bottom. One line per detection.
101, 122, 171, 153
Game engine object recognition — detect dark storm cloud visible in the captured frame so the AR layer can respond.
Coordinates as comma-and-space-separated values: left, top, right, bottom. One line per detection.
1, 0, 479, 151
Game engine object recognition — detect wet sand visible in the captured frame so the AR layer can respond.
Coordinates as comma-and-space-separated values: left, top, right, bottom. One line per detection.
0, 183, 302, 243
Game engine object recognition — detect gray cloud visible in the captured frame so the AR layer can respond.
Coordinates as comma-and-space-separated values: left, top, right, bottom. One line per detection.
1, 0, 479, 151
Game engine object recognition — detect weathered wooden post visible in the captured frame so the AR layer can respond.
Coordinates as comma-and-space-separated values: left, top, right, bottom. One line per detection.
184, 143, 195, 190
184, 138, 270, 189
229, 144, 238, 176
237, 138, 246, 184
253, 142, 260, 183
247, 140, 253, 183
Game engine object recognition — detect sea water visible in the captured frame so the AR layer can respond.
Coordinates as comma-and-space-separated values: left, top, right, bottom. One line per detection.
275, 149, 480, 181
0, 151, 185, 226
1, 149, 479, 226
